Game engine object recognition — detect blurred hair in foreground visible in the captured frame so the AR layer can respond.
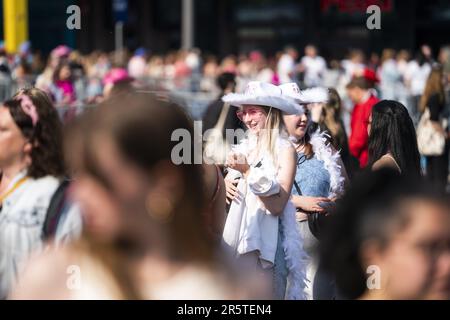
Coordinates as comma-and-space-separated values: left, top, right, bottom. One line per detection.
10, 92, 268, 299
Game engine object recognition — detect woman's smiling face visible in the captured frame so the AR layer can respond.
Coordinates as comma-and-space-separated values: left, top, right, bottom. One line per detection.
283, 108, 310, 140
236, 105, 268, 134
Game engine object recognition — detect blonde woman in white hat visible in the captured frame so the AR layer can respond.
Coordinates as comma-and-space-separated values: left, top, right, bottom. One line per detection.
279, 83, 348, 299
222, 81, 308, 300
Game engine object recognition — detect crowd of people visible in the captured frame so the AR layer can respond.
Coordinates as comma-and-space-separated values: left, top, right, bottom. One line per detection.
0, 42, 449, 300
1, 43, 450, 105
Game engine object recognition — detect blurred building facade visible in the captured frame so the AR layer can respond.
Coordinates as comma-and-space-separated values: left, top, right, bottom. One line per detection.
1, 0, 450, 58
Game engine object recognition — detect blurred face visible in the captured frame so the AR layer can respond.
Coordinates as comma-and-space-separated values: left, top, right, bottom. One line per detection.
71, 133, 151, 242
438, 49, 448, 65
50, 56, 60, 69
59, 65, 71, 80
305, 46, 317, 57
236, 105, 268, 135
16, 66, 25, 78
288, 49, 299, 60
421, 45, 432, 58
353, 52, 364, 64
365, 200, 450, 300
71, 173, 123, 242
346, 86, 365, 104
0, 106, 29, 169
283, 108, 310, 140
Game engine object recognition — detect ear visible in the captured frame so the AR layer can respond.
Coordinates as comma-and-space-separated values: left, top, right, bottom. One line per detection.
23, 141, 33, 155
23, 142, 33, 166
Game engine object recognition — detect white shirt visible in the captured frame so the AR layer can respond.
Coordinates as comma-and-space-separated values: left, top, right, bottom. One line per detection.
222, 135, 308, 299
0, 171, 59, 298
301, 55, 327, 87
277, 54, 295, 84
223, 161, 280, 268
405, 61, 431, 96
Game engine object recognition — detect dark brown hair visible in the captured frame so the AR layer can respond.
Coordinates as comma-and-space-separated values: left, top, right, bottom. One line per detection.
3, 87, 64, 178
52, 61, 73, 83
323, 88, 348, 152
64, 93, 218, 298
302, 132, 314, 160
65, 92, 213, 266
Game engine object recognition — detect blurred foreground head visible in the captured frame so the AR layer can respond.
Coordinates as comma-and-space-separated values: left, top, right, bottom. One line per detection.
65, 93, 212, 264
320, 169, 450, 300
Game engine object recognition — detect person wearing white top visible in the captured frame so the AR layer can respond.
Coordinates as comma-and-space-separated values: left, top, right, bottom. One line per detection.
222, 81, 308, 300
300, 45, 327, 88
0, 88, 65, 298
404, 55, 432, 123
277, 47, 298, 84
0, 172, 60, 298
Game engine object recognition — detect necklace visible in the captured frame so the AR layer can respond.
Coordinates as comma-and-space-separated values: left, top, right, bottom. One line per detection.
292, 139, 306, 153
0, 176, 29, 204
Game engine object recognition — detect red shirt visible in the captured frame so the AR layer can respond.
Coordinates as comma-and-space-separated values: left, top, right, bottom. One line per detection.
349, 94, 379, 168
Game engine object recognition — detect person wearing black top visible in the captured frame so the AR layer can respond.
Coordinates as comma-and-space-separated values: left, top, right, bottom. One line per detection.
420, 65, 449, 193
425, 92, 449, 192
202, 72, 245, 144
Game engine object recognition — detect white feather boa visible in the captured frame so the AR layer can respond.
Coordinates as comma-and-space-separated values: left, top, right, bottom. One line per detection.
309, 129, 346, 198
228, 134, 309, 300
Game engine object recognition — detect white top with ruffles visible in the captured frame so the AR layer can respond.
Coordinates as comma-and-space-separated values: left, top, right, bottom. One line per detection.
222, 134, 308, 300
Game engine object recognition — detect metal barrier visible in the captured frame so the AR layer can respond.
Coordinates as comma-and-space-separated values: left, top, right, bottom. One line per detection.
0, 75, 217, 121
55, 90, 216, 124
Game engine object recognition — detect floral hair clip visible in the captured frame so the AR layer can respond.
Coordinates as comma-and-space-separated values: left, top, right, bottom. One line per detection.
16, 94, 39, 127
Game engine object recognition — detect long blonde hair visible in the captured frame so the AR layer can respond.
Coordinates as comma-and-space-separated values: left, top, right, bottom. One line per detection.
256, 106, 284, 168
420, 65, 445, 113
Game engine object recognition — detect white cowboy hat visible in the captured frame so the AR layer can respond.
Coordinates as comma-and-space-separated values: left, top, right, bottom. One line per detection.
222, 81, 301, 115
279, 83, 329, 105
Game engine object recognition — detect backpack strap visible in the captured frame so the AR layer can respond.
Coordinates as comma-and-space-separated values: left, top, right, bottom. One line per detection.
293, 180, 302, 195
42, 179, 71, 240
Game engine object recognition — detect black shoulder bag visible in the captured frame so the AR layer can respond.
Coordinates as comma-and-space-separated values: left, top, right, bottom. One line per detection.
293, 180, 327, 240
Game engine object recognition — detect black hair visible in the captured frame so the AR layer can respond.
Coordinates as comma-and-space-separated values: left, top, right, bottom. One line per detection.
216, 72, 236, 92
416, 50, 432, 67
319, 168, 448, 299
368, 100, 421, 178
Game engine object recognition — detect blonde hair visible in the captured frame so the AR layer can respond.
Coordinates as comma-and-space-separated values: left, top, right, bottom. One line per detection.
256, 106, 284, 168
420, 66, 445, 113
